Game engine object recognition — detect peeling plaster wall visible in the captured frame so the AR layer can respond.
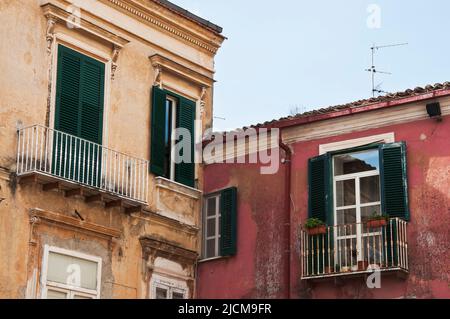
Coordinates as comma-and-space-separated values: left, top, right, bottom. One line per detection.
0, 0, 220, 299
197, 162, 288, 299
198, 115, 450, 299
290, 115, 450, 299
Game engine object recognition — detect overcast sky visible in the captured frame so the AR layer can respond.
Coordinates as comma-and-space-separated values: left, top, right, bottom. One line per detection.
171, 0, 450, 131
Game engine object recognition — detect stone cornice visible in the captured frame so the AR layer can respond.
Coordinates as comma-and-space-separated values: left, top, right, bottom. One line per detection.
41, 2, 130, 48
150, 54, 214, 88
103, 0, 224, 54
140, 209, 199, 235
140, 235, 198, 266
29, 208, 122, 239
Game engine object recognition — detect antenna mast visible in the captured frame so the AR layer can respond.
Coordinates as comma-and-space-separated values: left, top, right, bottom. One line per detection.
365, 42, 408, 97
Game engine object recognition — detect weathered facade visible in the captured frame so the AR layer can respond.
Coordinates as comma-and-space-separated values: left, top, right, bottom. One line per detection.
0, 0, 224, 298
197, 84, 450, 299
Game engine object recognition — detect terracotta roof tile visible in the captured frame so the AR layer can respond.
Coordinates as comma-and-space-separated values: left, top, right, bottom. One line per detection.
247, 81, 450, 129
206, 81, 450, 140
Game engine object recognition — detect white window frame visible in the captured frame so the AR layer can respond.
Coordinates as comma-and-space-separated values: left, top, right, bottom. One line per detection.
332, 150, 382, 265
151, 277, 187, 299
40, 245, 102, 299
166, 95, 178, 181
202, 194, 221, 259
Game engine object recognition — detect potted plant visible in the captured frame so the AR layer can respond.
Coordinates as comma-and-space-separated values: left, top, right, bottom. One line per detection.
304, 218, 327, 235
366, 212, 389, 228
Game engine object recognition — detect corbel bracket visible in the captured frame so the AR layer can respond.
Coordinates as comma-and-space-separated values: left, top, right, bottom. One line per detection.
153, 63, 163, 88
200, 86, 207, 117
111, 45, 122, 80
45, 16, 57, 54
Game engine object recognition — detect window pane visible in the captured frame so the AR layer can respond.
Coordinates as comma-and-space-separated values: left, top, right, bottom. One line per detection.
336, 179, 356, 207
47, 251, 98, 291
206, 239, 216, 258
336, 208, 357, 227
360, 175, 380, 203
207, 197, 217, 216
156, 287, 168, 299
206, 218, 216, 237
46, 289, 68, 299
172, 292, 185, 299
361, 205, 381, 223
164, 99, 173, 178
334, 150, 379, 176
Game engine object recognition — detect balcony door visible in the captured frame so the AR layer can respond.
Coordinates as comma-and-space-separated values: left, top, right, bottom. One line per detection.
333, 149, 383, 270
53, 45, 105, 187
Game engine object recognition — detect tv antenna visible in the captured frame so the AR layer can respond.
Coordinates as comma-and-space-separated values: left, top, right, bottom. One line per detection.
365, 42, 408, 97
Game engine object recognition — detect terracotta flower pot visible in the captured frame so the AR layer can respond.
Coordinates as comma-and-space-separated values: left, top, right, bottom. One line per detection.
366, 219, 387, 228
358, 260, 369, 271
307, 225, 327, 235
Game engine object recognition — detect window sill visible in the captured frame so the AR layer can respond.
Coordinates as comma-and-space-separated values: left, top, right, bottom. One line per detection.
155, 177, 202, 200
198, 256, 227, 264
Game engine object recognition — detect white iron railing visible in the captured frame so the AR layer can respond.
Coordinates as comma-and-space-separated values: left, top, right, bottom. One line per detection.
17, 124, 149, 204
300, 218, 408, 279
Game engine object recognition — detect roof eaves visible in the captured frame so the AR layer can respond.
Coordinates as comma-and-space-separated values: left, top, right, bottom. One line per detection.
152, 0, 223, 34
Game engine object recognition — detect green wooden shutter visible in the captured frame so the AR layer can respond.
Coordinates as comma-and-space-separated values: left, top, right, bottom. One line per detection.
175, 96, 196, 188
379, 142, 410, 221
53, 46, 81, 179
79, 58, 104, 144
308, 154, 332, 224
54, 45, 104, 186
220, 187, 238, 257
307, 154, 333, 274
150, 86, 167, 176
55, 46, 81, 136
79, 56, 104, 187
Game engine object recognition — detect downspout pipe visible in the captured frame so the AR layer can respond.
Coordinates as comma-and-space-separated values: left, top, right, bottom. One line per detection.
279, 134, 292, 299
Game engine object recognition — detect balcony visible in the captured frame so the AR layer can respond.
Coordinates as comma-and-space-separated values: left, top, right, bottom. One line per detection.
300, 218, 408, 280
17, 125, 149, 211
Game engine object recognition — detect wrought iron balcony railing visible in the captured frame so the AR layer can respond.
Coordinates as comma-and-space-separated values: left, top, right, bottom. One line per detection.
17, 125, 149, 204
300, 218, 408, 279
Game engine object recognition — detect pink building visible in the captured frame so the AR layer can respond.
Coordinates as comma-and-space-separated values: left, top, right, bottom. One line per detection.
197, 83, 450, 299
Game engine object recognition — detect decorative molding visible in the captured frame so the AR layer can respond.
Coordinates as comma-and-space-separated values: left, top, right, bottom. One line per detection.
41, 3, 130, 48
29, 208, 122, 240
45, 16, 57, 54
139, 209, 199, 235
140, 235, 198, 282
319, 133, 395, 155
104, 0, 224, 54
150, 54, 214, 88
111, 45, 121, 80
200, 86, 207, 117
155, 177, 202, 200
154, 64, 163, 88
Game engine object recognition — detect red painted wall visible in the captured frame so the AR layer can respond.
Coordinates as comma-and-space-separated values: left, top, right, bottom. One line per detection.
197, 162, 288, 299
198, 115, 450, 299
